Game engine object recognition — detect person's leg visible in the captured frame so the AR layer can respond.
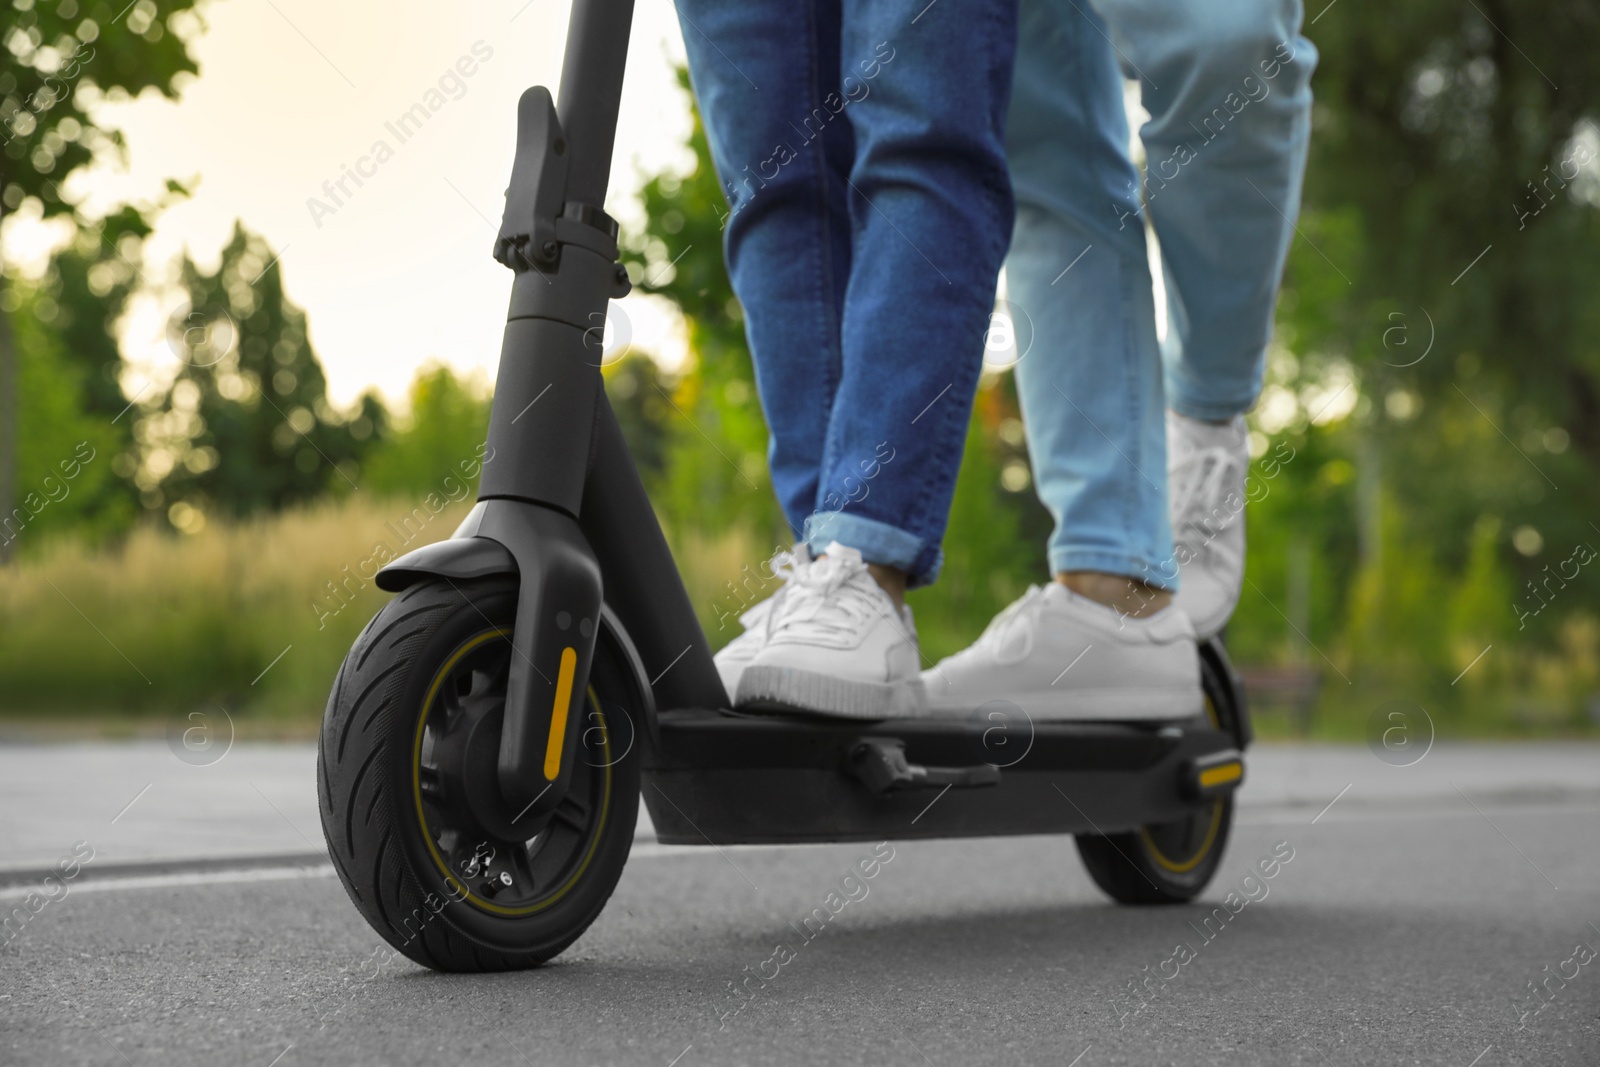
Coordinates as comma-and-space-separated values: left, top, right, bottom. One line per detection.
1005, 0, 1173, 601
924, 0, 1317, 716
800, 0, 1019, 591
1095, 0, 1317, 635
921, 0, 1201, 721
1095, 0, 1316, 418
675, 0, 854, 696
675, 0, 854, 540
738, 0, 1021, 717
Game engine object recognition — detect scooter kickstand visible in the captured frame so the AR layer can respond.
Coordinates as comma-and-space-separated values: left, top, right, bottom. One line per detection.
847, 737, 1001, 795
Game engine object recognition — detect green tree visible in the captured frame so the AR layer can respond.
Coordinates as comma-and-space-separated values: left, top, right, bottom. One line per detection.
361, 362, 489, 499
618, 68, 784, 544
0, 200, 156, 551
1289, 1, 1600, 643
601, 351, 673, 488
0, 0, 208, 559
1217, 3, 1600, 731
1301, 1, 1600, 410
0, 274, 127, 550
141, 223, 373, 528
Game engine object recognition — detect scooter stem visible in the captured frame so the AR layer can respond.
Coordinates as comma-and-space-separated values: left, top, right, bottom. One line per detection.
479, 0, 638, 819
555, 0, 634, 207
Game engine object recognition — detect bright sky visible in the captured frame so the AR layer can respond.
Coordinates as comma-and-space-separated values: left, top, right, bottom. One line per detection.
6, 0, 697, 408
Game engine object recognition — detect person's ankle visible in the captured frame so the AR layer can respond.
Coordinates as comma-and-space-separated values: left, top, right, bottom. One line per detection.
866, 563, 909, 609
1056, 571, 1171, 618
814, 551, 909, 609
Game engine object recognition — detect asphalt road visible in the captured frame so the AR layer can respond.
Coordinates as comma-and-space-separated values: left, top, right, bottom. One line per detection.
3, 746, 1599, 1066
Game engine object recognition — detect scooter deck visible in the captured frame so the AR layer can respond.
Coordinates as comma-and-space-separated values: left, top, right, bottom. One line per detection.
640, 710, 1242, 845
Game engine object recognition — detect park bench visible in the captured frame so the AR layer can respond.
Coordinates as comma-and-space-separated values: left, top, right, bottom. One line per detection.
1236, 663, 1321, 737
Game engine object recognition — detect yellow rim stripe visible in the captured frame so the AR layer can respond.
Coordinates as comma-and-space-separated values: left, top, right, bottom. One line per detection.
1198, 762, 1243, 789
544, 647, 578, 781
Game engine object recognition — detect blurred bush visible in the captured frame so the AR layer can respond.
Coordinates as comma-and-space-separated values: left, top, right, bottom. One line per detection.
0, 493, 469, 721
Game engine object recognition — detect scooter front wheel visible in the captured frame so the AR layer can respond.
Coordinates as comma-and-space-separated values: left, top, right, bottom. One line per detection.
1073, 652, 1238, 905
317, 577, 639, 971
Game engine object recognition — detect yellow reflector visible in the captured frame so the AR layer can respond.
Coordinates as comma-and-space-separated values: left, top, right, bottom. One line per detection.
544, 647, 578, 780
1198, 761, 1243, 788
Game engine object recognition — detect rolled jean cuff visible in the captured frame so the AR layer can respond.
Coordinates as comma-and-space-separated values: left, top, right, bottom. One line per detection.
1047, 547, 1181, 593
804, 511, 940, 587
1167, 393, 1255, 424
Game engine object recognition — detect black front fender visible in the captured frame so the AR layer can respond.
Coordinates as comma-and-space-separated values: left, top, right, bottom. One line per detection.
373, 532, 658, 748
374, 535, 517, 592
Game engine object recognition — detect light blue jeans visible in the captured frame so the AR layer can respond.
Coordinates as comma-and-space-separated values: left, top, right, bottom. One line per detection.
1007, 0, 1316, 588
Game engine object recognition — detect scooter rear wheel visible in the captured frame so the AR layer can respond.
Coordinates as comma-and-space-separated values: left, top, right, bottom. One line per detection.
1073, 652, 1238, 904
317, 577, 639, 971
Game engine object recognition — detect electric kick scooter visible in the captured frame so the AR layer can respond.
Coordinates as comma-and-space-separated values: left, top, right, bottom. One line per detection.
317, 0, 1251, 972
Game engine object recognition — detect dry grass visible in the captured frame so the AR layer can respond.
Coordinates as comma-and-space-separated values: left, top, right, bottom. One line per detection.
0, 494, 777, 723
0, 494, 473, 720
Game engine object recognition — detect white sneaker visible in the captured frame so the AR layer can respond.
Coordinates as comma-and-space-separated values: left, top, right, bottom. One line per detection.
712, 544, 812, 699
735, 543, 926, 719
1167, 411, 1249, 639
921, 583, 1202, 720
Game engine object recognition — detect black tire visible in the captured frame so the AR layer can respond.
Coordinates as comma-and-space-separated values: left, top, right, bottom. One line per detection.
317, 577, 640, 971
1074, 652, 1238, 904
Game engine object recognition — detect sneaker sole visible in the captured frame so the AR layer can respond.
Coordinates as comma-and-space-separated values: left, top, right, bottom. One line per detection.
714, 662, 752, 703
925, 685, 1202, 722
737, 666, 927, 719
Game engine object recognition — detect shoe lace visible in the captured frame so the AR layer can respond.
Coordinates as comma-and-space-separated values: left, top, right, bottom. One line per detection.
770, 553, 889, 640
1170, 444, 1244, 542
769, 546, 808, 585
737, 547, 810, 634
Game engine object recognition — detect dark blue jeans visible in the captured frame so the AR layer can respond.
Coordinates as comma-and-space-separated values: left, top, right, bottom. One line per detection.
676, 0, 1018, 586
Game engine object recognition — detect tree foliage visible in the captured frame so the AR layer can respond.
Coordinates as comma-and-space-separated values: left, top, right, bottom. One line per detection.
2, 0, 205, 214
618, 68, 785, 545
1, 0, 209, 558
360, 362, 488, 500
1255, 0, 1600, 724
139, 223, 376, 528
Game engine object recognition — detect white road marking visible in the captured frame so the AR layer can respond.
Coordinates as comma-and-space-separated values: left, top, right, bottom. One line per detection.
0, 864, 336, 901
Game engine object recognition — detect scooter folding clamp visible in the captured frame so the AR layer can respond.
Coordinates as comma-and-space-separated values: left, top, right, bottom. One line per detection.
494, 86, 569, 272
493, 86, 628, 281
